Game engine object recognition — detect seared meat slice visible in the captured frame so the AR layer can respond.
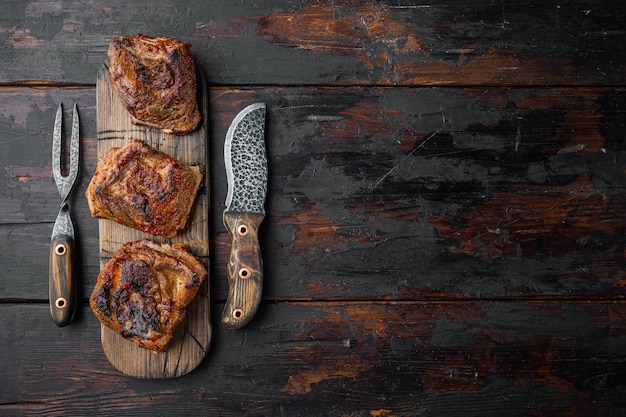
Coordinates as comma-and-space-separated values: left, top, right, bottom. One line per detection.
85, 140, 202, 238
108, 34, 201, 135
90, 239, 207, 353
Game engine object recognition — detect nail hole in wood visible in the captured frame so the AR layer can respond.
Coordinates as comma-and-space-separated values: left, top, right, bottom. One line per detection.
55, 297, 67, 309
55, 243, 67, 256
233, 308, 244, 320
239, 268, 251, 279
237, 225, 249, 236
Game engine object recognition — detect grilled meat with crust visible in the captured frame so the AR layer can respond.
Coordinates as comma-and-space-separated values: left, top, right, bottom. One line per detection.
85, 140, 202, 238
90, 239, 207, 353
108, 34, 201, 135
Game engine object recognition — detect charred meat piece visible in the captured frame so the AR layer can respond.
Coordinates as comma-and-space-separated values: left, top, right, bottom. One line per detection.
108, 34, 201, 135
85, 140, 202, 238
90, 239, 207, 353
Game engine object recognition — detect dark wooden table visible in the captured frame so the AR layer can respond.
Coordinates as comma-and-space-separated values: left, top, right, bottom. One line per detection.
2, 1, 626, 415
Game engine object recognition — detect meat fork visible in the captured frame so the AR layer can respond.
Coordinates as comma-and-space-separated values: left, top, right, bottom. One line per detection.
49, 103, 79, 327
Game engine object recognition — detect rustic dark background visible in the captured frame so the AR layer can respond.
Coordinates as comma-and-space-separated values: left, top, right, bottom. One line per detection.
1, 1, 626, 416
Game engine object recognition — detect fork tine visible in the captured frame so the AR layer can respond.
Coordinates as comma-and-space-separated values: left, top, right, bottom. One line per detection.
52, 103, 63, 186
52, 103, 80, 201
68, 103, 80, 182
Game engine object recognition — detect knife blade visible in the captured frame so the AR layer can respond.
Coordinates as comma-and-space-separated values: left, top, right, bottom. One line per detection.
222, 102, 267, 329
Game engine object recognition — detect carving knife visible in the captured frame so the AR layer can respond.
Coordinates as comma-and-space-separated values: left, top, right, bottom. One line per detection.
222, 102, 267, 329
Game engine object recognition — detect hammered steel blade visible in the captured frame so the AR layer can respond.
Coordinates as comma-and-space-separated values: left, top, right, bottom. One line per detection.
224, 102, 267, 215
51, 202, 74, 238
222, 102, 267, 329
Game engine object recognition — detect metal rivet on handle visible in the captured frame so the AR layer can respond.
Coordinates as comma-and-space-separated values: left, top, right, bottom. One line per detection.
233, 308, 244, 320
54, 243, 67, 256
55, 297, 67, 309
239, 268, 251, 279
237, 225, 249, 236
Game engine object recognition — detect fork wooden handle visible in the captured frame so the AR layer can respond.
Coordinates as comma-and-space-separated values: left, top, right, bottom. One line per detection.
49, 234, 76, 327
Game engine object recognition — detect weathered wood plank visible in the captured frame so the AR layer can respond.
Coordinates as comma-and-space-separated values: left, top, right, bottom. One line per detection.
1, 86, 626, 301
210, 86, 626, 301
0, 87, 97, 225
1, 301, 625, 416
0, 0, 624, 86
1, 2, 624, 415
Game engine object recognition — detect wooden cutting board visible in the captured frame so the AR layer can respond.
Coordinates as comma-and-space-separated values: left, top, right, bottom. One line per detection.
95, 64, 211, 378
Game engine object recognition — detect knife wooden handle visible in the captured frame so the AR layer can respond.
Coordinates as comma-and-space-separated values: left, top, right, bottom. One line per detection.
49, 234, 76, 327
222, 211, 265, 329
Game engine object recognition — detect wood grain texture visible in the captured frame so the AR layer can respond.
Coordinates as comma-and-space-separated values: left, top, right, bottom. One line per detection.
0, 1, 625, 414
0, 1, 624, 86
48, 233, 76, 326
1, 86, 625, 301
222, 211, 265, 329
94, 65, 211, 378
1, 301, 626, 416
210, 87, 626, 302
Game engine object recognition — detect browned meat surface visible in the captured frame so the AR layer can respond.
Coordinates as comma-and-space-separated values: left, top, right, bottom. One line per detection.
89, 239, 207, 353
85, 140, 202, 238
108, 34, 201, 135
